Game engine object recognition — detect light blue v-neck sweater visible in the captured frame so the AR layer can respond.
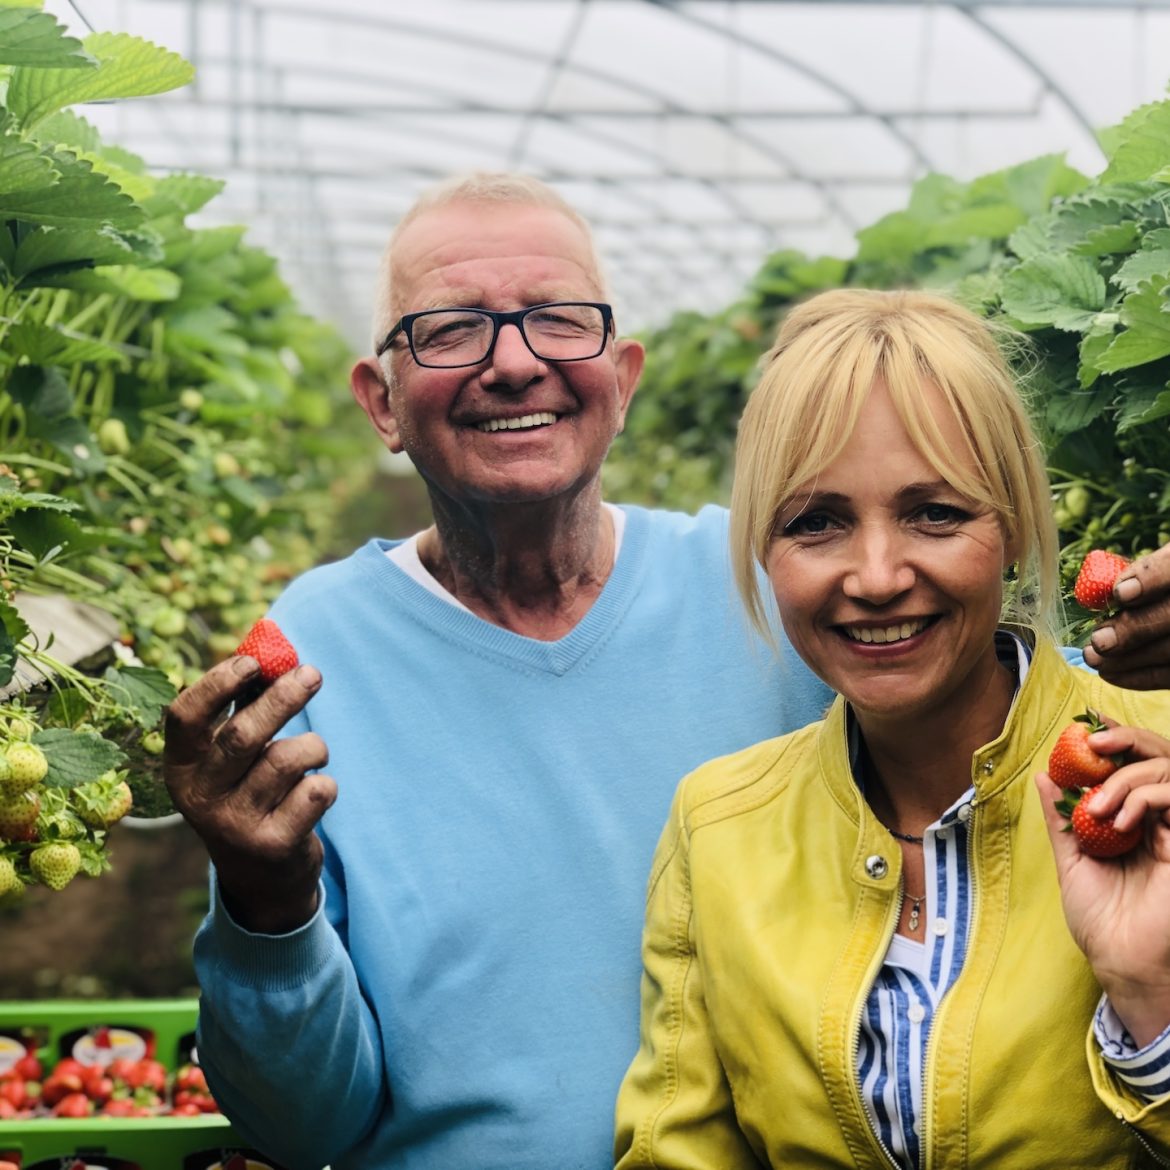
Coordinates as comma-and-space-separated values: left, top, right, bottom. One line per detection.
193, 504, 833, 1170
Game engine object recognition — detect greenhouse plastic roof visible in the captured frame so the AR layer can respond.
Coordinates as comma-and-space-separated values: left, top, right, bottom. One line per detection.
45, 0, 1170, 349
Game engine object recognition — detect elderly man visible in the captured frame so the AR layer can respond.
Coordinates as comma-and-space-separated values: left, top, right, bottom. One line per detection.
166, 174, 1170, 1170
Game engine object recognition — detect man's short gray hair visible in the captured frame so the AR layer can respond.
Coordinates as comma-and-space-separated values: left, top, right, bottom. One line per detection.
369, 172, 609, 351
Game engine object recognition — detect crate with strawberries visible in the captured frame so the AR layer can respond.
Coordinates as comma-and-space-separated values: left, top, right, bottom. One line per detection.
0, 1001, 292, 1170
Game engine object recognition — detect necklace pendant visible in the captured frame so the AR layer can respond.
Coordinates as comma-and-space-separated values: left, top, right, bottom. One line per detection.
908, 899, 921, 932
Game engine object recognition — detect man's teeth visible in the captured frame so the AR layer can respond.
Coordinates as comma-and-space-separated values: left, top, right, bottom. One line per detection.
845, 619, 930, 645
477, 412, 558, 432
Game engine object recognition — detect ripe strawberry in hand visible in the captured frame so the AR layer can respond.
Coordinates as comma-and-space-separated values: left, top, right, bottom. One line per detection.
1047, 710, 1120, 789
235, 618, 299, 683
1073, 549, 1131, 612
1057, 785, 1143, 859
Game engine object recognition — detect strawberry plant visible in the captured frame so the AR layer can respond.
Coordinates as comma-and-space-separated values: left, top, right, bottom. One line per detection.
0, 5, 371, 892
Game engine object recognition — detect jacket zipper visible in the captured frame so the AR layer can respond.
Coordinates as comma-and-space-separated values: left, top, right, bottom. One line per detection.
1120, 1117, 1170, 1167
854, 883, 907, 1170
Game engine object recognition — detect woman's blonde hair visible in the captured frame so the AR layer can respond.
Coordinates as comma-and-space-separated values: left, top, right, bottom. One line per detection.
729, 288, 1059, 640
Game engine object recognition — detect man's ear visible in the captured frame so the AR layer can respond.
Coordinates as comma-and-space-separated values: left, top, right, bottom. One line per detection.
612, 337, 645, 434
351, 357, 403, 454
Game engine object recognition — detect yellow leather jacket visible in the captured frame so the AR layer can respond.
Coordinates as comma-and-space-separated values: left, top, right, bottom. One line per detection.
615, 637, 1170, 1169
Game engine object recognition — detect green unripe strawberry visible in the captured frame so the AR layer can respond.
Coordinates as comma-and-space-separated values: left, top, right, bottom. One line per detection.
97, 418, 132, 457
29, 842, 81, 891
179, 388, 204, 413
4, 742, 47, 792
141, 731, 165, 756
0, 855, 21, 897
151, 607, 187, 638
77, 779, 133, 829
0, 790, 40, 841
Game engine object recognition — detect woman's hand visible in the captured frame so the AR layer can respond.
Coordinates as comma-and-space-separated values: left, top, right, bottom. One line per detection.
1037, 721, 1170, 1048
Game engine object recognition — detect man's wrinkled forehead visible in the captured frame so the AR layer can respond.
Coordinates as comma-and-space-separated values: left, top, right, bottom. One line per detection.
388, 202, 605, 316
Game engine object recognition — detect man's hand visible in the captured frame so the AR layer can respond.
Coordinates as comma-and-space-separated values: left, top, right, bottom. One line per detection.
164, 655, 335, 935
1083, 544, 1170, 691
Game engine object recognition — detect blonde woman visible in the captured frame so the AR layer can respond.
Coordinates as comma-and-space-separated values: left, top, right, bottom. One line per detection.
615, 289, 1170, 1168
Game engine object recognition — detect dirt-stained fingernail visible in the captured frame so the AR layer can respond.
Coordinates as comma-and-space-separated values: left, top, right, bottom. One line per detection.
1116, 576, 1141, 603
233, 655, 260, 678
295, 665, 321, 689
1090, 626, 1118, 654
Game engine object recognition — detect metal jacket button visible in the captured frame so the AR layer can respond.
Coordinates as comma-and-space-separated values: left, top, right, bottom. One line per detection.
865, 855, 889, 879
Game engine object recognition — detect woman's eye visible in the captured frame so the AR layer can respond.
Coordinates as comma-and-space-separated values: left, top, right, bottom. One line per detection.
782, 512, 836, 537
917, 503, 969, 527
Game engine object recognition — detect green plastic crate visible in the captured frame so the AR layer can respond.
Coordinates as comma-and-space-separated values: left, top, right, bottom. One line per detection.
0, 999, 288, 1169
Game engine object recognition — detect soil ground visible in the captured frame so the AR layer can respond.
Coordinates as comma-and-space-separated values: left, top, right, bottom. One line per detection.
0, 818, 211, 1001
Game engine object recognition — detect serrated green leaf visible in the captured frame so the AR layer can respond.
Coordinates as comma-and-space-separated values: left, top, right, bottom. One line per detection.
1101, 100, 1170, 184
6, 507, 93, 560
140, 173, 226, 219
37, 262, 180, 300
1112, 250, 1170, 296
0, 8, 94, 68
12, 223, 140, 277
0, 597, 30, 688
1096, 286, 1170, 372
1007, 219, 1052, 262
7, 363, 72, 418
922, 203, 1025, 250
1078, 328, 1115, 388
1074, 220, 1140, 257
44, 686, 90, 728
0, 127, 59, 196
6, 31, 194, 129
1000, 254, 1106, 332
5, 321, 127, 366
1045, 383, 1115, 435
31, 728, 126, 790
1119, 386, 1170, 429
26, 109, 102, 154
0, 146, 142, 229
101, 665, 176, 729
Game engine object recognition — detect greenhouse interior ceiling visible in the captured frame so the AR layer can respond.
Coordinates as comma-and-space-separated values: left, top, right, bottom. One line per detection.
43, 0, 1170, 348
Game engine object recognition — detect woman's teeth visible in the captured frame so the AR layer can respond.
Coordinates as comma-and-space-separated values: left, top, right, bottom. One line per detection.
845, 619, 930, 644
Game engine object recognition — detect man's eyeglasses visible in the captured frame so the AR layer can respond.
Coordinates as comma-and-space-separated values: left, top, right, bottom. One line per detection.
375, 302, 614, 369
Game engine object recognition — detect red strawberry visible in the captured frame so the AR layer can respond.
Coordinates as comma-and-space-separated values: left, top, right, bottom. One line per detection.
1047, 710, 1119, 789
1061, 785, 1143, 859
235, 618, 299, 683
52, 1090, 91, 1117
1073, 549, 1131, 612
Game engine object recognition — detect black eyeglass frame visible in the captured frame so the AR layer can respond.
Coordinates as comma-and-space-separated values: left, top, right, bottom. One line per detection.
374, 301, 615, 368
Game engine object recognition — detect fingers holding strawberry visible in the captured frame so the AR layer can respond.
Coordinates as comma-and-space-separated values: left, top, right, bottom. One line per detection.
1083, 543, 1170, 691
1036, 717, 1170, 1047
164, 622, 336, 934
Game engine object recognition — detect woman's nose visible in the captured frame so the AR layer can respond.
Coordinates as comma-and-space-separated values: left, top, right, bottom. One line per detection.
842, 528, 916, 604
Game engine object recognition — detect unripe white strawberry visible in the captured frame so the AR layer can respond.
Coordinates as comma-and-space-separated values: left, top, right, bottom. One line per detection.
0, 790, 40, 841
0, 855, 21, 898
29, 842, 81, 891
77, 779, 133, 829
3, 742, 48, 793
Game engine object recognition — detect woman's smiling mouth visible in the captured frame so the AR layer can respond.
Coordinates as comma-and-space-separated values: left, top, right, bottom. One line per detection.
841, 617, 936, 644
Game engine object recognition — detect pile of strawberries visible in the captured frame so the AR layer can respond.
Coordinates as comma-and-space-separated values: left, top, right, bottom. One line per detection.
0, 1047, 219, 1120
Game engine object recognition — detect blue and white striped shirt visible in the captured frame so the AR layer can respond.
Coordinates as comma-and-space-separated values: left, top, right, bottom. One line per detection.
855, 635, 1170, 1168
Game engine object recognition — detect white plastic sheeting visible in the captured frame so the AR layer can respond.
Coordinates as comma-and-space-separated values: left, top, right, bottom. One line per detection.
45, 0, 1170, 346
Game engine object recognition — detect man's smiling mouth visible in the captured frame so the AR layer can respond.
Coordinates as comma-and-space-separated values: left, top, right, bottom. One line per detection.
475, 412, 559, 433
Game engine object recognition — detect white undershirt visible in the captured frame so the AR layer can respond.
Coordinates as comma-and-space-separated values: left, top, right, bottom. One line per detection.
384, 503, 626, 613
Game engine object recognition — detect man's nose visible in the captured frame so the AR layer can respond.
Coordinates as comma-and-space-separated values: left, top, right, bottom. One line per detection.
481, 323, 544, 391
842, 527, 916, 604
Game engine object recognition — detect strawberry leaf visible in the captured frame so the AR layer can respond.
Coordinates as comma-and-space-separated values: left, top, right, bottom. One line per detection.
31, 728, 126, 790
